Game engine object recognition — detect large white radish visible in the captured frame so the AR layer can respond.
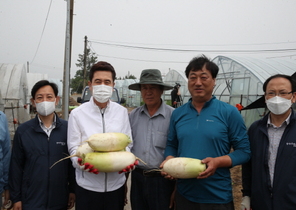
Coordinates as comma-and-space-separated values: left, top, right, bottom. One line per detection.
75, 143, 94, 157
87, 133, 131, 152
82, 151, 136, 172
50, 143, 94, 169
163, 157, 206, 179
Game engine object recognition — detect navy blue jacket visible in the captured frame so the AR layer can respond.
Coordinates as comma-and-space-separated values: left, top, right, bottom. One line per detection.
9, 114, 75, 210
242, 109, 296, 210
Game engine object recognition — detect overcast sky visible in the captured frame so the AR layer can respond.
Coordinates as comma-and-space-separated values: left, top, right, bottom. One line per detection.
1, 0, 296, 80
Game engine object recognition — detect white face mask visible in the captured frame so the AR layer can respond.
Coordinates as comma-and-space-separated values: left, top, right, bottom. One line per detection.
92, 85, 113, 103
35, 100, 56, 116
266, 96, 292, 115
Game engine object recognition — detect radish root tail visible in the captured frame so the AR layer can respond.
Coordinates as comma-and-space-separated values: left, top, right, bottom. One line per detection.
135, 157, 147, 166
50, 154, 76, 169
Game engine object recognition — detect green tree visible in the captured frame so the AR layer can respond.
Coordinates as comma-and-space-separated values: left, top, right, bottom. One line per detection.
71, 48, 98, 93
124, 74, 137, 79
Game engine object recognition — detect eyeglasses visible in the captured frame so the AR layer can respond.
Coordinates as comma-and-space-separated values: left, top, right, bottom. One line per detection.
35, 96, 56, 103
266, 91, 293, 97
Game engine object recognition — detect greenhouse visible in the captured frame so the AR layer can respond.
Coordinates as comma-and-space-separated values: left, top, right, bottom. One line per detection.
0, 63, 31, 138
122, 79, 141, 107
3, 56, 296, 132
159, 56, 296, 128
114, 79, 124, 99
48, 78, 63, 111
212, 55, 296, 128
163, 69, 188, 105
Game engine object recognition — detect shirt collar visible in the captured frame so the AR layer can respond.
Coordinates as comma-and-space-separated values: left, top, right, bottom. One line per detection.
37, 113, 57, 128
189, 95, 216, 109
267, 112, 291, 127
140, 99, 166, 118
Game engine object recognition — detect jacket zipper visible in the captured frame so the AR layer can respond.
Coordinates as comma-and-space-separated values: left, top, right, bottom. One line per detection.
46, 134, 50, 209
45, 121, 58, 209
100, 108, 108, 192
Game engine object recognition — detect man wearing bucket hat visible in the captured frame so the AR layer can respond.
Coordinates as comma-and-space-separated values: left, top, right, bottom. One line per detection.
129, 69, 176, 210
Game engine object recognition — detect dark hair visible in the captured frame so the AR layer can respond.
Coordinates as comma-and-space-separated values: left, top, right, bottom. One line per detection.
31, 80, 59, 99
263, 74, 295, 92
185, 55, 219, 79
89, 61, 116, 82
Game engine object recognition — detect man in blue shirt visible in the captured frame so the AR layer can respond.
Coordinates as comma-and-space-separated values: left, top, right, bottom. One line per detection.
161, 55, 251, 210
0, 111, 11, 209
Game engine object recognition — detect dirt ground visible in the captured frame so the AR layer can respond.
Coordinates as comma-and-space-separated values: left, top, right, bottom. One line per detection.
231, 165, 243, 210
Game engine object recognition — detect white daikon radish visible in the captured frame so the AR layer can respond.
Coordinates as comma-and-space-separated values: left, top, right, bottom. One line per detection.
82, 151, 136, 172
87, 133, 131, 152
76, 143, 94, 157
163, 157, 206, 179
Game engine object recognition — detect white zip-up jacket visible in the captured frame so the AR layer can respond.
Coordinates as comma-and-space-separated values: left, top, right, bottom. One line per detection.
68, 97, 132, 192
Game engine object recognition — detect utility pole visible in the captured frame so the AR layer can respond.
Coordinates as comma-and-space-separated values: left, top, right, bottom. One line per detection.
83, 36, 88, 88
62, 0, 74, 120
27, 61, 29, 73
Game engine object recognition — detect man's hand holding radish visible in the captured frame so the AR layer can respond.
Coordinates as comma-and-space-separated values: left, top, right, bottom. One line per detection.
77, 158, 99, 174
77, 158, 139, 174
119, 160, 139, 174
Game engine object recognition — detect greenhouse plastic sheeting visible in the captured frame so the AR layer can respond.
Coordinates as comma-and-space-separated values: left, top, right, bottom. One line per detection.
0, 63, 30, 139
212, 55, 296, 128
115, 79, 124, 99
163, 69, 189, 106
122, 79, 141, 107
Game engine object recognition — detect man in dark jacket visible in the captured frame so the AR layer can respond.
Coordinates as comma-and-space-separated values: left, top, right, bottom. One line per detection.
241, 74, 296, 210
9, 80, 76, 210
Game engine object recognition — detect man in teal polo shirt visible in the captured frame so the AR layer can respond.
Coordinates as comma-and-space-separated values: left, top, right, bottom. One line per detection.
161, 55, 251, 210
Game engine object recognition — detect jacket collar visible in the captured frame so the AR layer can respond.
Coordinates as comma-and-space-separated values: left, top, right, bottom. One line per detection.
261, 108, 296, 126
89, 96, 111, 113
33, 112, 61, 132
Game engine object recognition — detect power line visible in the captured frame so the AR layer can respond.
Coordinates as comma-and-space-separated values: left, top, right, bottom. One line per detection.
89, 40, 296, 53
87, 39, 296, 63
31, 0, 53, 64
88, 41, 296, 63
88, 42, 187, 63
90, 39, 296, 47
98, 54, 187, 63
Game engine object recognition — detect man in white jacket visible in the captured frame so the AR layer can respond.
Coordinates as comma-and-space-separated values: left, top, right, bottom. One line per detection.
68, 61, 133, 210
